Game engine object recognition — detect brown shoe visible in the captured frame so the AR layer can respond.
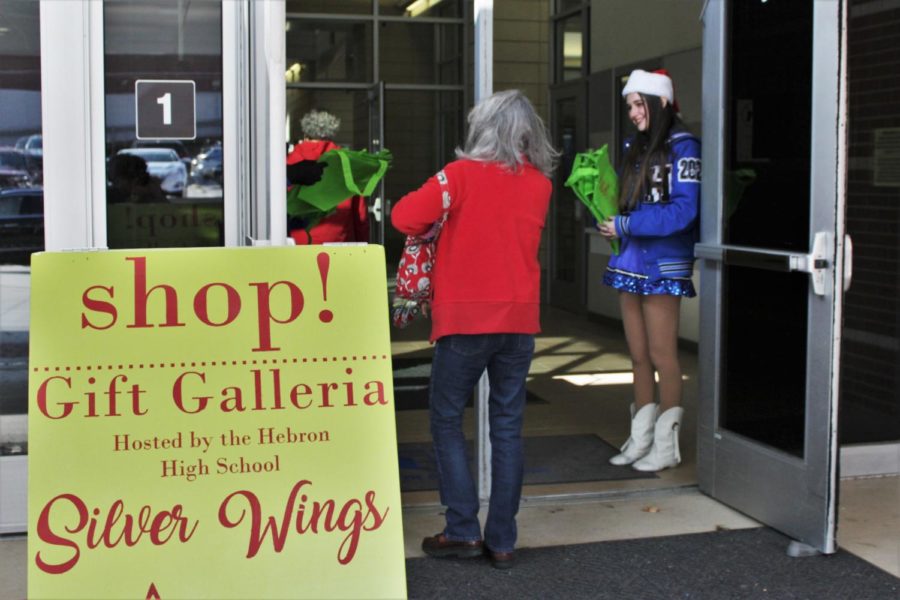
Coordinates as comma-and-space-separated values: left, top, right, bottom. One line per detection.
487, 549, 515, 570
421, 533, 483, 559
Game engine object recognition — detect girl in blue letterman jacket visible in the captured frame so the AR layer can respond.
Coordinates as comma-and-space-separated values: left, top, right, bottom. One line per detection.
605, 129, 700, 293
598, 69, 700, 473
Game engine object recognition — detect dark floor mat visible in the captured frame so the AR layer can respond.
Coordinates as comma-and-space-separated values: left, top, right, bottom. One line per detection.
405, 527, 900, 600
394, 384, 546, 411
392, 356, 546, 411
399, 434, 655, 492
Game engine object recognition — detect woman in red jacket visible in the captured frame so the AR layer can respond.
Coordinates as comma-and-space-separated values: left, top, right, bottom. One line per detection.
391, 90, 556, 570
286, 110, 369, 244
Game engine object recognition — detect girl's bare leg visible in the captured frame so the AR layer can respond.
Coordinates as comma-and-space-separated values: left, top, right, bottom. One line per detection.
641, 294, 683, 412
619, 292, 654, 409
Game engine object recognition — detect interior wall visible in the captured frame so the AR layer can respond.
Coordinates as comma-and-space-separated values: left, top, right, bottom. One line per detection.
585, 1, 703, 341
491, 0, 552, 271
840, 0, 900, 444
493, 0, 551, 122
590, 0, 704, 72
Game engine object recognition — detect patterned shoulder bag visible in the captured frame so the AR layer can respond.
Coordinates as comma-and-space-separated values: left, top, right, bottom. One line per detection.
391, 170, 451, 328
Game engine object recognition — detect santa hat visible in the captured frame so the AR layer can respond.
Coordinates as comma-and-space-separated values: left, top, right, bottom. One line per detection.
622, 69, 676, 107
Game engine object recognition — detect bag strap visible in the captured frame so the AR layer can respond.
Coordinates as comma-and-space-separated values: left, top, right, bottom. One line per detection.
421, 169, 451, 241
436, 169, 451, 215
436, 169, 452, 224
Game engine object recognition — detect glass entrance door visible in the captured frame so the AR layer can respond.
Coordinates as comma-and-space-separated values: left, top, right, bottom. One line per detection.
103, 0, 226, 250
102, 0, 283, 250
696, 0, 848, 553
549, 81, 587, 311
0, 0, 40, 534
5, 0, 281, 535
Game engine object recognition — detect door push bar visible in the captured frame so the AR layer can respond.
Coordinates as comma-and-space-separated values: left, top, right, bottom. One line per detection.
694, 232, 833, 296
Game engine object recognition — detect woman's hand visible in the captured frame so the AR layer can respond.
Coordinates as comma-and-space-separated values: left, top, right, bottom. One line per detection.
598, 218, 619, 240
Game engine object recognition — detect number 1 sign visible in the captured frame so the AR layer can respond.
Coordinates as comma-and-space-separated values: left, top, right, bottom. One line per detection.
135, 80, 196, 140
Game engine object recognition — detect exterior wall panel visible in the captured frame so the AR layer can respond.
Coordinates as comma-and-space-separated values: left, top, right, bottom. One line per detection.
840, 0, 900, 444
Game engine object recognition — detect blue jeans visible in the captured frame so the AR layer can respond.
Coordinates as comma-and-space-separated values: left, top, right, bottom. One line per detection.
429, 333, 535, 553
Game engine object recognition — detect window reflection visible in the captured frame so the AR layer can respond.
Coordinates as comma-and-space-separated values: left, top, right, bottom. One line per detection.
557, 0, 585, 13
285, 0, 462, 18
557, 15, 584, 82
0, 3, 43, 199
0, 0, 40, 457
382, 90, 462, 264
286, 19, 373, 83
103, 0, 224, 249
285, 4, 465, 263
724, 0, 811, 252
379, 0, 462, 18
287, 0, 373, 15
380, 22, 462, 85
721, 0, 813, 456
287, 89, 369, 152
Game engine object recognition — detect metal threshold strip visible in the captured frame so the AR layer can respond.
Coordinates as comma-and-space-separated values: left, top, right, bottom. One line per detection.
401, 483, 700, 511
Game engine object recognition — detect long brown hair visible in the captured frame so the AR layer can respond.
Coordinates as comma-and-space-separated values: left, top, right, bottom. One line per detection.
619, 94, 679, 212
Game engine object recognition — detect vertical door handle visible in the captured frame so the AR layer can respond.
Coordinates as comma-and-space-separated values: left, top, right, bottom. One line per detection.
370, 197, 382, 223
843, 234, 853, 292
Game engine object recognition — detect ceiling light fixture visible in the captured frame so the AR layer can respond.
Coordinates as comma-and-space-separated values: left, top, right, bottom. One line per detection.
285, 63, 302, 83
405, 0, 444, 18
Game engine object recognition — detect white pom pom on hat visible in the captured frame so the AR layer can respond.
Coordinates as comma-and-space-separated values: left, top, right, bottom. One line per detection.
621, 69, 674, 104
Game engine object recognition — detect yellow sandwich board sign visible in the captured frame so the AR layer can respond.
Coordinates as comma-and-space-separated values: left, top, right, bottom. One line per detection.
27, 245, 406, 599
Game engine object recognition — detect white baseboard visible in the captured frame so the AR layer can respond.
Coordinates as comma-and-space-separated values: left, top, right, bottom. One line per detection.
840, 442, 900, 478
0, 455, 27, 534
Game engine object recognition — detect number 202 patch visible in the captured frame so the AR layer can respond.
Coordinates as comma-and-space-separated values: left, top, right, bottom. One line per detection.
677, 158, 701, 182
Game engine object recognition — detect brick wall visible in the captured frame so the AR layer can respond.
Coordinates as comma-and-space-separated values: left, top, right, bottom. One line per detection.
493, 0, 550, 122
840, 0, 900, 443
491, 0, 551, 272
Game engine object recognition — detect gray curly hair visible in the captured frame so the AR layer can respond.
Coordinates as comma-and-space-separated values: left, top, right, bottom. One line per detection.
456, 89, 558, 177
300, 110, 341, 140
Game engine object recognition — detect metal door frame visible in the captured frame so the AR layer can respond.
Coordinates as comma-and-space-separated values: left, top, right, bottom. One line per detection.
696, 0, 848, 554
368, 81, 386, 245
223, 0, 286, 247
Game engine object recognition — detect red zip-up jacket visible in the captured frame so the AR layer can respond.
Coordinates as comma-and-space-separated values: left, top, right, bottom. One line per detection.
391, 159, 551, 342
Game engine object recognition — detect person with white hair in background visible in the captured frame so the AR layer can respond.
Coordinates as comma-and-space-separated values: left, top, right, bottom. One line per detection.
391, 89, 556, 570
286, 109, 369, 244
598, 69, 701, 473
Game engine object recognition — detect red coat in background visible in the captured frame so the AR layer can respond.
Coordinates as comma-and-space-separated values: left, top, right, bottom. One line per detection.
391, 159, 551, 342
287, 139, 369, 245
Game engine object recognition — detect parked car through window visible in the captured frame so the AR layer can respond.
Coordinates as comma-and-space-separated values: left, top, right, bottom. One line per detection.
117, 147, 188, 197
0, 148, 37, 189
0, 188, 43, 265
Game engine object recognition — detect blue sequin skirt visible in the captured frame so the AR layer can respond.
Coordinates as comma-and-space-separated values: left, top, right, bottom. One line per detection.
602, 269, 696, 297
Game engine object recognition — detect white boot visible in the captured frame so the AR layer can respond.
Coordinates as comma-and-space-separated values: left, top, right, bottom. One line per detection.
633, 406, 684, 472
609, 403, 658, 466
